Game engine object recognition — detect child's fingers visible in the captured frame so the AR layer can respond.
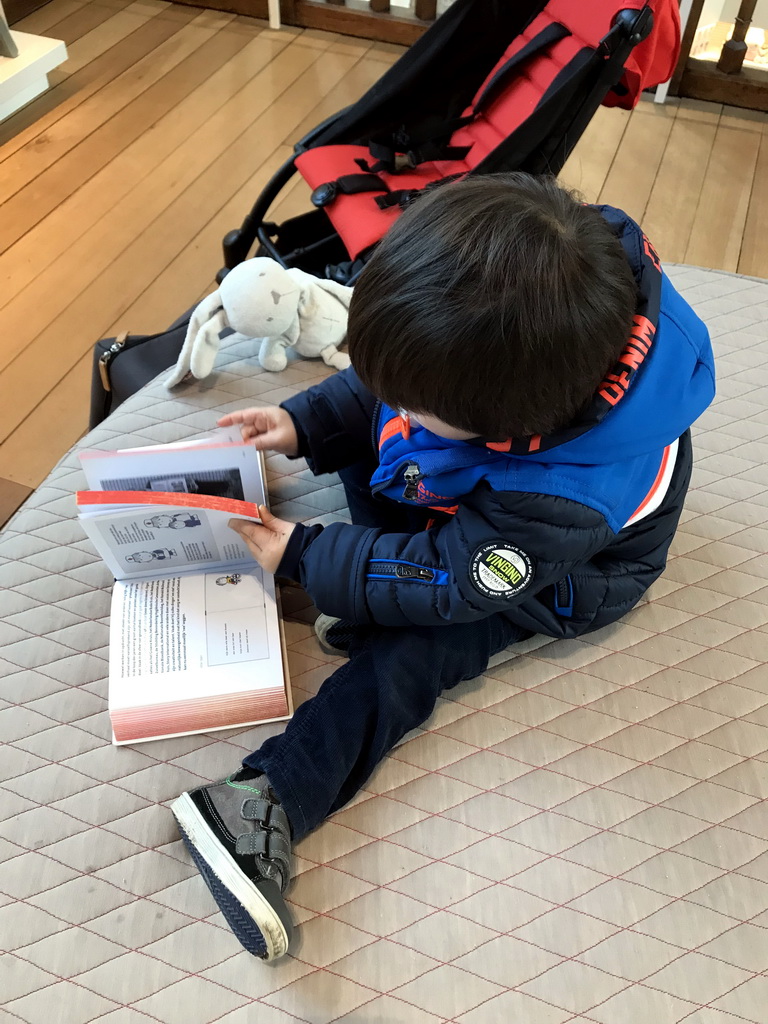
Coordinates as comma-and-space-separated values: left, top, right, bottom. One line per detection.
228, 518, 264, 551
258, 504, 275, 526
229, 515, 293, 574
218, 408, 266, 428
250, 429, 284, 451
217, 411, 240, 426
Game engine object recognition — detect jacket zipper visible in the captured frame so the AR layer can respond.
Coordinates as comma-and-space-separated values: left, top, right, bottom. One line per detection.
553, 575, 574, 617
370, 399, 382, 457
367, 559, 448, 585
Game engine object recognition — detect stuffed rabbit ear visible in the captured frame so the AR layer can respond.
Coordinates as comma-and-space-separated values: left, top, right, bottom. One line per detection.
165, 292, 224, 387
288, 268, 354, 309
309, 276, 354, 307
189, 309, 229, 380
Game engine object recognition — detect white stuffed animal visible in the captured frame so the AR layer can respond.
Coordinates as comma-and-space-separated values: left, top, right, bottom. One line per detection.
166, 257, 352, 388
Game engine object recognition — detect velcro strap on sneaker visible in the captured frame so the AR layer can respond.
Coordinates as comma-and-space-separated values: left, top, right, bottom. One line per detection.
241, 797, 273, 824
235, 829, 292, 890
235, 831, 270, 857
264, 830, 291, 874
241, 799, 291, 839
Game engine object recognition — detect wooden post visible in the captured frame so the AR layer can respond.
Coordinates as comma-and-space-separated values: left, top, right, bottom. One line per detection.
414, 0, 436, 20
717, 0, 760, 74
670, 0, 706, 94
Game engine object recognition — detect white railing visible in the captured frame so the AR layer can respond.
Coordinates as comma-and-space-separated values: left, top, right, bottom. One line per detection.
319, 0, 454, 22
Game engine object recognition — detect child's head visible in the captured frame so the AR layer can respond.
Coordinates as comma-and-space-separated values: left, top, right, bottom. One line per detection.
347, 173, 638, 440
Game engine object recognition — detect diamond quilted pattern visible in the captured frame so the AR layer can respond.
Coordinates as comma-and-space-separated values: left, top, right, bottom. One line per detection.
1, 264, 767, 1022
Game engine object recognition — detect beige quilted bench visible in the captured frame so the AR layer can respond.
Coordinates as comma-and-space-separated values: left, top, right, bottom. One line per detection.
1, 264, 767, 1024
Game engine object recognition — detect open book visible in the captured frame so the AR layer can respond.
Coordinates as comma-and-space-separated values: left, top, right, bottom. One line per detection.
76, 430, 291, 745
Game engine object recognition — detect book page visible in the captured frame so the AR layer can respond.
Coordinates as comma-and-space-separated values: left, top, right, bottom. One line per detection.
110, 568, 283, 707
79, 438, 266, 506
120, 426, 243, 452
77, 501, 260, 580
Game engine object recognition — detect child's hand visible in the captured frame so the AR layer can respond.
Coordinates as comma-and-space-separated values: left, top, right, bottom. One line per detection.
218, 407, 299, 456
229, 507, 295, 574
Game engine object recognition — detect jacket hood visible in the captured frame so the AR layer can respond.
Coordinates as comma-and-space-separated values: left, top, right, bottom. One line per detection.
467, 205, 715, 466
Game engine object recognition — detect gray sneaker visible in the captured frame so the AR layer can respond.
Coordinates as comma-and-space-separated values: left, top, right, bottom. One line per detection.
171, 770, 293, 960
314, 613, 359, 656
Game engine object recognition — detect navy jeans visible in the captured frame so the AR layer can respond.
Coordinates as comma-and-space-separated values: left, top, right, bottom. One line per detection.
243, 460, 529, 840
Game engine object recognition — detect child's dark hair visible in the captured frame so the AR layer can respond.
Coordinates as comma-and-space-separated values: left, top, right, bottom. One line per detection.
347, 173, 638, 439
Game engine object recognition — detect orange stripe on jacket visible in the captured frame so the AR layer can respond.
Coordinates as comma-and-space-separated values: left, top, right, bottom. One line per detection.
629, 444, 671, 522
623, 441, 679, 530
378, 413, 411, 447
378, 417, 403, 446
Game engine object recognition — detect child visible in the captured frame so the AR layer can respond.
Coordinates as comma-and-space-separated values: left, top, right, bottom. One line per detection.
170, 173, 715, 961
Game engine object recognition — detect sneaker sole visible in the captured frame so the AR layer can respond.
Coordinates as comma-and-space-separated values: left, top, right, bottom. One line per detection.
171, 792, 290, 961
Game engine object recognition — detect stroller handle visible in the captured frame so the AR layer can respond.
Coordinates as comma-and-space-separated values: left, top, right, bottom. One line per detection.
614, 6, 654, 46
218, 108, 353, 281
618, 6, 651, 45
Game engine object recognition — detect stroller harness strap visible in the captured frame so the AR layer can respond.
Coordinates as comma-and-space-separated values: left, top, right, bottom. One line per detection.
374, 173, 464, 212
363, 116, 474, 175
310, 20, 573, 199
363, 22, 572, 178
473, 21, 572, 115
310, 173, 390, 210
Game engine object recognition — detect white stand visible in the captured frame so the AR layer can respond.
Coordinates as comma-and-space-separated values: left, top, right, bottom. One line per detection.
268, 0, 280, 30
654, 0, 695, 104
0, 30, 67, 122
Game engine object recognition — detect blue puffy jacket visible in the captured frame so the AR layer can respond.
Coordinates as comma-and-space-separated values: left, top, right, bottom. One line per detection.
277, 207, 715, 638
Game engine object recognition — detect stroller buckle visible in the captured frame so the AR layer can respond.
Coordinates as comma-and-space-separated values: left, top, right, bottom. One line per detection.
395, 152, 417, 172
311, 182, 339, 208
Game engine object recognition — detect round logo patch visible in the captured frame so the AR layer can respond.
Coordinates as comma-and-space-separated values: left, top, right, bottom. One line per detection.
470, 542, 533, 599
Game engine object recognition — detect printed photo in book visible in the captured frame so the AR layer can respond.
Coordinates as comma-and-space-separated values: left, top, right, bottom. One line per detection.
75, 429, 291, 746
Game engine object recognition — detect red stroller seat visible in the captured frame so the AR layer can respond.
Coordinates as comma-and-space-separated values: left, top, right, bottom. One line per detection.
219, 0, 680, 283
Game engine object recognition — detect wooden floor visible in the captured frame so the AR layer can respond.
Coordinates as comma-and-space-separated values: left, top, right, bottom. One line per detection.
2, 0, 768, 525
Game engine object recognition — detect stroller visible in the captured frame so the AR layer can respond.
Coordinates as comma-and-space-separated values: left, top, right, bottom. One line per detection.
218, 0, 680, 285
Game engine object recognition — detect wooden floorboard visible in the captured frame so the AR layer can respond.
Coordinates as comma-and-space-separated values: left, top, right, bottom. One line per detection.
685, 121, 763, 273
0, 10, 265, 328
1, 9, 240, 251
558, 104, 631, 204
0, 3, 182, 151
641, 102, 721, 264
25, 0, 130, 43
0, 478, 34, 529
598, 100, 679, 225
1, 0, 768, 520
739, 130, 768, 278
11, 0, 85, 34
0, 31, 365, 461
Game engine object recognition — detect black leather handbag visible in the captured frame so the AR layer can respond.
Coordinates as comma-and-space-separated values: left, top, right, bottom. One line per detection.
88, 312, 191, 430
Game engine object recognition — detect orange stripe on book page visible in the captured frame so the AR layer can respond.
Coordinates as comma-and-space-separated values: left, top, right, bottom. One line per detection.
76, 490, 261, 518
110, 688, 290, 742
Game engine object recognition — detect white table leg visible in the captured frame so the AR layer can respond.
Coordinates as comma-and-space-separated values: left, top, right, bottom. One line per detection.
654, 0, 695, 103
